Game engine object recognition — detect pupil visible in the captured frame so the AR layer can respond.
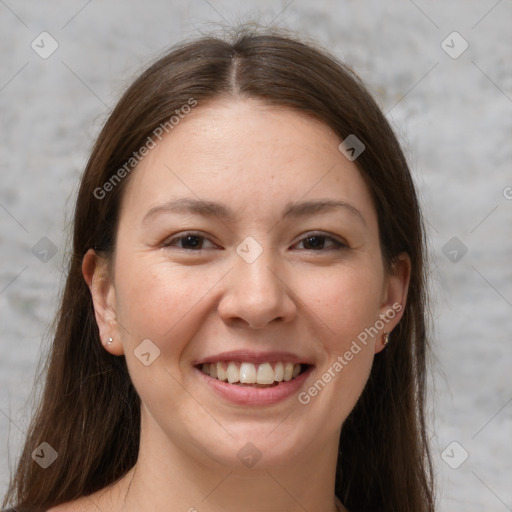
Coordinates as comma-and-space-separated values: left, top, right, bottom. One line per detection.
184, 236, 200, 248
306, 236, 323, 249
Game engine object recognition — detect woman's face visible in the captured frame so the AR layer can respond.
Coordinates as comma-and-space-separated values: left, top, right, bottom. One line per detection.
86, 98, 409, 470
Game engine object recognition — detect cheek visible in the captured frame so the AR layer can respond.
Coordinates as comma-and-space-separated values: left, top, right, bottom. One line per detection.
298, 267, 380, 420
113, 256, 210, 350
303, 261, 384, 343
295, 260, 382, 412
112, 257, 214, 409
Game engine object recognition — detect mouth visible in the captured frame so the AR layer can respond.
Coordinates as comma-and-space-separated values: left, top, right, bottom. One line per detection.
197, 361, 309, 388
193, 351, 314, 405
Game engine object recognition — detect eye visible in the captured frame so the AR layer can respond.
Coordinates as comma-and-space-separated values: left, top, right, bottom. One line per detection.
293, 233, 348, 251
161, 231, 347, 252
162, 232, 219, 251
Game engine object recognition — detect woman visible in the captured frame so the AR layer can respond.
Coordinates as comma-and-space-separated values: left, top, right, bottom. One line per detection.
3, 27, 435, 511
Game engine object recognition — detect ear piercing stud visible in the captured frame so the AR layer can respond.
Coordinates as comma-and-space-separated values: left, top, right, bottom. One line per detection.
106, 337, 113, 345
383, 332, 390, 346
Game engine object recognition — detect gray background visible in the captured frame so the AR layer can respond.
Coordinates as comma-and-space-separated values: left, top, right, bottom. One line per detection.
1, 1, 511, 510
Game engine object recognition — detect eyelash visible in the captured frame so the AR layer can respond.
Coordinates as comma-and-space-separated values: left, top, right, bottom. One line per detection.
161, 231, 348, 252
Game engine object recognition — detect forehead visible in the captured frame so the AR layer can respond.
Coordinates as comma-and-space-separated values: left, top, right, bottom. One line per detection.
118, 98, 377, 227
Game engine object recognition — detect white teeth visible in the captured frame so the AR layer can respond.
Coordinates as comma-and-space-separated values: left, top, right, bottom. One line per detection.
199, 361, 304, 384
283, 362, 294, 381
216, 362, 227, 381
227, 362, 239, 383
239, 362, 257, 384
274, 362, 284, 382
256, 363, 275, 385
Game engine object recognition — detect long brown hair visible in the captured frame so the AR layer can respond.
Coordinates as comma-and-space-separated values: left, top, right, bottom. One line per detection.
3, 26, 435, 511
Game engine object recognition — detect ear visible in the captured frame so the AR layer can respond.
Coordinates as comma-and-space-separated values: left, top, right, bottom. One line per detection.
82, 248, 124, 356
375, 252, 411, 353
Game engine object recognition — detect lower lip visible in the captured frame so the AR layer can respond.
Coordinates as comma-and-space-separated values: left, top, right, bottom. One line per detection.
196, 366, 314, 406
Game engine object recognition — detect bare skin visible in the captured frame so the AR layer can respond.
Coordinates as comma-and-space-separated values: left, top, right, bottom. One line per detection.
53, 98, 410, 512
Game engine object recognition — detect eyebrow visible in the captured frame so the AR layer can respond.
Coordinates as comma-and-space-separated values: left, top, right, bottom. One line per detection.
142, 197, 366, 225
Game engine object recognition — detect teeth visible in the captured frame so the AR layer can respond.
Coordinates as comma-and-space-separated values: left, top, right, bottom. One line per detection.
256, 362, 275, 385
216, 362, 227, 381
283, 362, 294, 381
200, 361, 304, 384
227, 362, 239, 383
240, 362, 257, 384
274, 361, 284, 382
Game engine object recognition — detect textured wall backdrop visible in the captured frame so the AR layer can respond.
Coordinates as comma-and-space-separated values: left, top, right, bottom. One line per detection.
1, 1, 511, 510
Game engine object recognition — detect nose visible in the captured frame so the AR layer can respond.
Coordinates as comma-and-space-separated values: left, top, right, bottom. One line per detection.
217, 248, 297, 329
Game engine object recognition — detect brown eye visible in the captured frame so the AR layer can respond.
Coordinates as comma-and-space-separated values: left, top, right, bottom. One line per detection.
162, 232, 218, 250
294, 233, 347, 251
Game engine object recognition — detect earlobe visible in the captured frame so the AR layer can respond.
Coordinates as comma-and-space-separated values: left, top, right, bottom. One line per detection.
375, 252, 411, 353
82, 249, 124, 356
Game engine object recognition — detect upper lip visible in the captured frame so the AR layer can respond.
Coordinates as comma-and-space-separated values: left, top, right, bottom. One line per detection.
193, 350, 313, 366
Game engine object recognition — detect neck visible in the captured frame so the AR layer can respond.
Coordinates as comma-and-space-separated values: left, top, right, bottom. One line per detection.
110, 412, 344, 512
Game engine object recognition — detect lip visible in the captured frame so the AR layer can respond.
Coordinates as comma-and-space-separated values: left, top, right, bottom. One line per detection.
196, 364, 314, 406
193, 350, 311, 366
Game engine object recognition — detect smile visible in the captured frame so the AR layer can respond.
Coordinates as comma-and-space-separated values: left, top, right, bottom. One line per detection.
199, 361, 304, 387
